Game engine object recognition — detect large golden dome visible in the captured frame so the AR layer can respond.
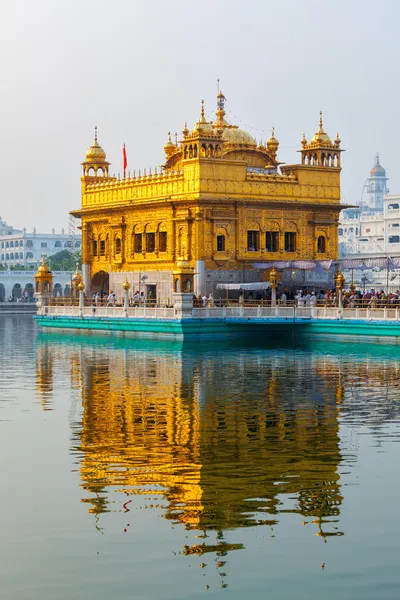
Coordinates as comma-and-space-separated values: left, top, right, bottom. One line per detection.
212, 92, 256, 146
220, 126, 257, 146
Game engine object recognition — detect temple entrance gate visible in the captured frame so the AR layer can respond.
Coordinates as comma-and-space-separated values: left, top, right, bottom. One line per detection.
91, 271, 109, 297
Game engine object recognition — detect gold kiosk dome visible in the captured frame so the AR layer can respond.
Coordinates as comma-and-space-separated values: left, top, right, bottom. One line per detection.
81, 126, 110, 177
34, 256, 53, 294
309, 112, 333, 147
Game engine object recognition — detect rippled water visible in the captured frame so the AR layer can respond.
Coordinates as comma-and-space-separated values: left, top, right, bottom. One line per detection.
1, 316, 400, 599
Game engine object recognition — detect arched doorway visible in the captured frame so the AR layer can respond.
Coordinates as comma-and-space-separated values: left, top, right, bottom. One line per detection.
64, 284, 71, 296
12, 283, 22, 301
53, 283, 63, 297
24, 283, 34, 301
0, 283, 5, 302
91, 271, 109, 298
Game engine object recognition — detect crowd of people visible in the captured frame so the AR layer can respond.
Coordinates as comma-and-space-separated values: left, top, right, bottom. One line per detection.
278, 288, 400, 307
86, 287, 400, 309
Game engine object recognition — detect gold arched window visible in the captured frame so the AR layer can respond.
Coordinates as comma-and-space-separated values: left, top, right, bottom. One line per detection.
317, 235, 326, 253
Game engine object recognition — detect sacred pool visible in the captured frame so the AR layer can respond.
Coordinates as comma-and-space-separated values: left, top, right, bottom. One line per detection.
1, 315, 400, 599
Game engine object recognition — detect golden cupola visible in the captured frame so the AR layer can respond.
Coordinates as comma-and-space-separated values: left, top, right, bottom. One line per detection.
81, 126, 110, 177
164, 132, 177, 159
192, 100, 214, 135
300, 112, 342, 168
267, 128, 279, 159
309, 112, 332, 147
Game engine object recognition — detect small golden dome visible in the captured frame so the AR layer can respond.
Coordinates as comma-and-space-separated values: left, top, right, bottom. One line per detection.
182, 121, 189, 137
164, 132, 176, 157
85, 127, 107, 162
267, 128, 279, 151
193, 100, 214, 135
37, 256, 51, 274
175, 258, 191, 271
310, 112, 332, 146
77, 281, 85, 291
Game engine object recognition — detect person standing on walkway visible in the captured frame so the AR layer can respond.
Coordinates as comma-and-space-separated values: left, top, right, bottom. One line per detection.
106, 290, 115, 307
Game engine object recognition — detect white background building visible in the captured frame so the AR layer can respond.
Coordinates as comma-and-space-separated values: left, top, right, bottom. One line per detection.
0, 270, 74, 301
0, 218, 81, 268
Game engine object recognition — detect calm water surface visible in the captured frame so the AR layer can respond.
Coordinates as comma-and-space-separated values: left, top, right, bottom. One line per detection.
1, 316, 400, 599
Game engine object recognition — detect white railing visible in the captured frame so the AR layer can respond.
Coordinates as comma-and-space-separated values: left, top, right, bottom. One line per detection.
44, 304, 176, 319
40, 303, 400, 322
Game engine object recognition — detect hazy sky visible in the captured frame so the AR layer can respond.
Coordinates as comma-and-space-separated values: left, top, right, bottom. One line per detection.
1, 0, 399, 232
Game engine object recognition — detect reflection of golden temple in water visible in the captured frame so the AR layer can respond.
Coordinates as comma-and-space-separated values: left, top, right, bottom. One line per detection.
36, 338, 356, 551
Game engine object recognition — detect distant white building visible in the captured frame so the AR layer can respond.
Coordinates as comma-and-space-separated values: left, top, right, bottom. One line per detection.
338, 156, 400, 291
339, 155, 393, 258
0, 218, 81, 268
360, 153, 389, 212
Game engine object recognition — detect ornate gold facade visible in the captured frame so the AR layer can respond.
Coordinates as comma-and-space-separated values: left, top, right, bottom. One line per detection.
72, 95, 343, 298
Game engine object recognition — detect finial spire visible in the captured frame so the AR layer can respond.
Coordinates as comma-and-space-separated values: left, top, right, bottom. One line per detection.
271, 127, 275, 138
319, 111, 323, 132
94, 125, 98, 143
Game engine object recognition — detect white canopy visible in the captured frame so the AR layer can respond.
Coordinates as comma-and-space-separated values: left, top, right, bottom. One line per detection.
216, 282, 270, 290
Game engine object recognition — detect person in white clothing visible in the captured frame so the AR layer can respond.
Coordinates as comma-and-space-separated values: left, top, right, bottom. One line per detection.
106, 290, 115, 306
309, 292, 317, 307
296, 292, 305, 307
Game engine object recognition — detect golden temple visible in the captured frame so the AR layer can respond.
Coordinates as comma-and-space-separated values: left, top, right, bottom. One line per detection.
72, 93, 343, 298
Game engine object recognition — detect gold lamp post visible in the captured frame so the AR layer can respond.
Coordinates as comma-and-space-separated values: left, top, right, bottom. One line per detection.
77, 280, 85, 316
123, 278, 131, 316
269, 267, 278, 307
335, 270, 345, 317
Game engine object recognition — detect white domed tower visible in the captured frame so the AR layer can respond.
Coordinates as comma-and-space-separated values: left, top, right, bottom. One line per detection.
362, 153, 388, 212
